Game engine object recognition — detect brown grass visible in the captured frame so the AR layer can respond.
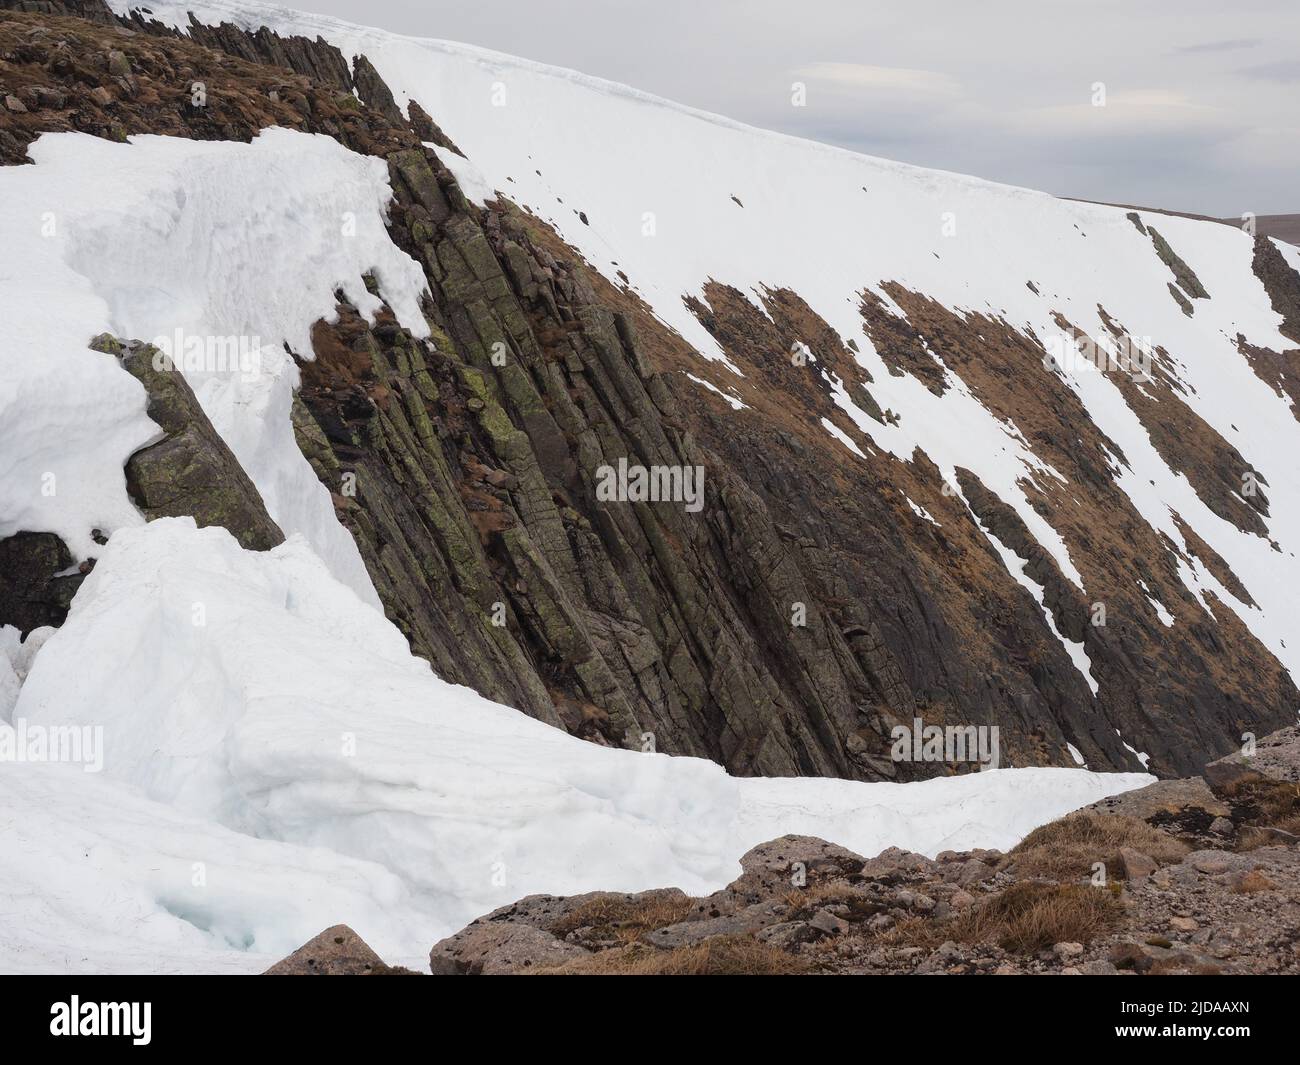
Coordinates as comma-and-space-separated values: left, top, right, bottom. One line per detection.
852, 879, 1123, 957
862, 914, 949, 952
546, 892, 694, 946
1236, 816, 1300, 850
781, 883, 884, 923
1225, 778, 1300, 850
951, 881, 1123, 954
1226, 777, 1300, 819
532, 935, 807, 976
1009, 812, 1189, 880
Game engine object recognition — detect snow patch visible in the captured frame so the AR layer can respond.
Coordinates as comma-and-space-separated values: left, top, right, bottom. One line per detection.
685, 372, 747, 410
6, 519, 1151, 971
3, 129, 428, 603
820, 417, 866, 458
973, 511, 1100, 696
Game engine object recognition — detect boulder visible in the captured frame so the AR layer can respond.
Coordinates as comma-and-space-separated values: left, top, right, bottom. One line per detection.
429, 922, 588, 975
1203, 758, 1266, 795
1119, 847, 1157, 880
90, 335, 285, 552
264, 925, 413, 975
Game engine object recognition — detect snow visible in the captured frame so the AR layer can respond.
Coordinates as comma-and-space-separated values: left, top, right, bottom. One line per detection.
1139, 579, 1176, 627
2, 519, 1151, 972
906, 496, 941, 527
685, 372, 747, 410
1116, 730, 1152, 770
2, 128, 429, 602
972, 510, 1100, 696
820, 417, 867, 458
427, 142, 494, 203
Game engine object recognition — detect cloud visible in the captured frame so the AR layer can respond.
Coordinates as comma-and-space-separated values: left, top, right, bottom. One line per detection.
790, 62, 961, 98
1238, 59, 1300, 81
1008, 91, 1235, 141
1172, 38, 1261, 54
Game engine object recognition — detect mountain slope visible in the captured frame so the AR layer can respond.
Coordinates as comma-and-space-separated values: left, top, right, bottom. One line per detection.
78, 0, 1300, 778
3, 1, 1299, 781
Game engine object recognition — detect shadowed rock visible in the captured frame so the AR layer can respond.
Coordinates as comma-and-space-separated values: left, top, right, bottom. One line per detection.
90, 335, 285, 552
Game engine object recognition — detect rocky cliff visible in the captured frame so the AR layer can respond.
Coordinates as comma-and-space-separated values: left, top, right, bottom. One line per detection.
2, 1, 1298, 781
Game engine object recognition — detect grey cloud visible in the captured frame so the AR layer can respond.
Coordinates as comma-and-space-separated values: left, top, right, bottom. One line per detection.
1238, 59, 1300, 81
1172, 38, 1262, 54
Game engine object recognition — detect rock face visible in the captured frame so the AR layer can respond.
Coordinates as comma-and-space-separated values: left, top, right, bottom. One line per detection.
264, 925, 414, 975
0, 531, 83, 634
1208, 724, 1300, 785
1, 4, 1297, 779
89, 335, 285, 552
2, 329, 283, 635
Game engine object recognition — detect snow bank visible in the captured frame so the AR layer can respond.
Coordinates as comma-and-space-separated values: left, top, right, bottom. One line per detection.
6, 519, 1150, 972
1, 128, 428, 601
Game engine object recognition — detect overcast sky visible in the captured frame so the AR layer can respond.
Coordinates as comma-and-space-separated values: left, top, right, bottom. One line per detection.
305, 0, 1299, 216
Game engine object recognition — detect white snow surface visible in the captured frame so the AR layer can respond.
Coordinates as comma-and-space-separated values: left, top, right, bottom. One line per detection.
1, 127, 429, 600
4, 519, 1150, 973
106, 0, 1300, 684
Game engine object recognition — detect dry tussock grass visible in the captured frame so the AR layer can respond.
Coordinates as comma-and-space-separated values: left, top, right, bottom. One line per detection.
952, 881, 1123, 953
532, 935, 806, 976
781, 882, 883, 923
845, 879, 1123, 956
546, 891, 695, 946
1009, 812, 1188, 880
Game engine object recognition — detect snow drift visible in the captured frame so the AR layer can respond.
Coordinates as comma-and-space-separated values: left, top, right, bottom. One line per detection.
3, 519, 1150, 972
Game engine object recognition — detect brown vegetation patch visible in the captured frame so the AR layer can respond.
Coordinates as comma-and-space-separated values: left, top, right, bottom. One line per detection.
1237, 335, 1300, 424
0, 10, 421, 165
859, 288, 948, 394
1221, 774, 1300, 827
1009, 811, 1190, 880
955, 880, 1123, 954
546, 891, 694, 946
534, 934, 807, 975
1058, 310, 1270, 537
782, 883, 885, 923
